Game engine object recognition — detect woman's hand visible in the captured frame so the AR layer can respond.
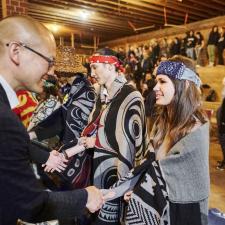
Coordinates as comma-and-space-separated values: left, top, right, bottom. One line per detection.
82, 136, 96, 149
42, 150, 68, 173
124, 190, 133, 202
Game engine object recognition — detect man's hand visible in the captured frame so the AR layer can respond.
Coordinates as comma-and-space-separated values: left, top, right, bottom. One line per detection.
42, 150, 68, 173
85, 186, 104, 213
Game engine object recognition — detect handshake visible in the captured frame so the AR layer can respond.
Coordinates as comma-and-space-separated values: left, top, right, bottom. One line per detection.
85, 186, 115, 213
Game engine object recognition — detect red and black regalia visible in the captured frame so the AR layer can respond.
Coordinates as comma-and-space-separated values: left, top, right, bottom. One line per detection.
83, 73, 148, 224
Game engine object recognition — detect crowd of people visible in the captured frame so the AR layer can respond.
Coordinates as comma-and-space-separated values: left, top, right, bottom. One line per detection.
2, 14, 225, 225
104, 26, 225, 92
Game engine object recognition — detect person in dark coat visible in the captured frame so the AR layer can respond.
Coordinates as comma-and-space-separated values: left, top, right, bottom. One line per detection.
170, 37, 181, 56
217, 27, 225, 65
0, 15, 107, 225
216, 77, 225, 170
207, 25, 220, 66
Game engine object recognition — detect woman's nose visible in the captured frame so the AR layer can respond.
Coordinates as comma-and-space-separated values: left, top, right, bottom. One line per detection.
153, 83, 159, 91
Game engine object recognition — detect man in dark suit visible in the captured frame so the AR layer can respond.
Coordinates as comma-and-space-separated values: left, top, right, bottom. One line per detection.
0, 15, 107, 225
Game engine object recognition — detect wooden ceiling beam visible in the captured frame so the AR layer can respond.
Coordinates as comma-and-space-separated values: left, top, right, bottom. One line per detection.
28, 4, 134, 30
28, 1, 186, 30
185, 0, 225, 13
67, 0, 194, 22
30, 15, 130, 41
30, 14, 128, 34
27, 13, 140, 34
29, 0, 159, 22
145, 0, 220, 17
120, 0, 207, 19
211, 0, 225, 6
109, 0, 202, 21
29, 0, 185, 24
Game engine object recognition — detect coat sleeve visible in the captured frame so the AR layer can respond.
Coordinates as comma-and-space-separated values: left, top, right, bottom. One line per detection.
0, 108, 87, 224
28, 140, 50, 164
33, 107, 65, 141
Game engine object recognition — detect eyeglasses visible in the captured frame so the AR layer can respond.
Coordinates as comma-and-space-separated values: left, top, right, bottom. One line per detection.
6, 42, 55, 70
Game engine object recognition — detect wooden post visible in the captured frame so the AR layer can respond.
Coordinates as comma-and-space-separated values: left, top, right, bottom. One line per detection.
71, 33, 75, 48
1, 0, 7, 18
59, 37, 64, 46
94, 35, 97, 52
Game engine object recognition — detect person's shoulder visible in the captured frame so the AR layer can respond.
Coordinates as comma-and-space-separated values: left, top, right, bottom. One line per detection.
0, 101, 12, 116
0, 103, 22, 128
121, 84, 142, 99
123, 82, 139, 93
117, 84, 143, 105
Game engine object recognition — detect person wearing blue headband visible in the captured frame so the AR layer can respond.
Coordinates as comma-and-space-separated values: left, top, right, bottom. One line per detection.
103, 55, 210, 225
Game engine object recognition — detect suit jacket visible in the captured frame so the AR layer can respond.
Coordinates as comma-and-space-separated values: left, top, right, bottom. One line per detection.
0, 84, 87, 225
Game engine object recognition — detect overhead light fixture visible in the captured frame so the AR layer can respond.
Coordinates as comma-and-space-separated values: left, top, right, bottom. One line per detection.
44, 23, 60, 33
52, 23, 59, 32
80, 10, 90, 20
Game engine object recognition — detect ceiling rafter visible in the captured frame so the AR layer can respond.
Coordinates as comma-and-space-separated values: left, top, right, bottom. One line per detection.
185, 0, 225, 13
121, 0, 208, 19
29, 1, 161, 26
29, 0, 186, 24
19, 0, 225, 45
93, 0, 204, 21
28, 4, 132, 29
29, 0, 187, 34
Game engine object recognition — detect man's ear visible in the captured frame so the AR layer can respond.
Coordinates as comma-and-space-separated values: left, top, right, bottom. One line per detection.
105, 63, 111, 71
8, 43, 20, 65
106, 63, 115, 72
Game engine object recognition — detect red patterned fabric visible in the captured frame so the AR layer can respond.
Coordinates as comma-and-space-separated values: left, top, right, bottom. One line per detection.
13, 90, 38, 128
89, 55, 125, 72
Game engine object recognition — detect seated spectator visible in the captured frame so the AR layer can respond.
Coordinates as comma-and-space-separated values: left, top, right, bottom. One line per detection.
201, 84, 218, 102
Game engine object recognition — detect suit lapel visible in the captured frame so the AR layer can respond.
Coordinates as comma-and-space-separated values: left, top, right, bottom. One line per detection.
0, 84, 11, 107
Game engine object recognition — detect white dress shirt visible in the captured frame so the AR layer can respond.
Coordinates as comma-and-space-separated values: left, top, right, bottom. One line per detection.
0, 75, 19, 109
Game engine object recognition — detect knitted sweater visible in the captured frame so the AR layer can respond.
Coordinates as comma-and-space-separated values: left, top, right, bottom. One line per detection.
159, 122, 210, 225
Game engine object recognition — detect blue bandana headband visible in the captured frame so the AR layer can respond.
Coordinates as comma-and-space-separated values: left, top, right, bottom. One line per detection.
156, 61, 201, 87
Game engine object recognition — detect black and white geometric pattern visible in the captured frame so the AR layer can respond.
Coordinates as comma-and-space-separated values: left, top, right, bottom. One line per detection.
101, 152, 169, 225
125, 156, 169, 225
90, 76, 148, 224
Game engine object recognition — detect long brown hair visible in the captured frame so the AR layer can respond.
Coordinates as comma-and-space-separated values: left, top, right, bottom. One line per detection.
152, 55, 207, 151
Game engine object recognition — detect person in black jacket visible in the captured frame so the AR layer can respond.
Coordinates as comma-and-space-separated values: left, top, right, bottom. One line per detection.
0, 15, 109, 225
216, 98, 225, 170
207, 25, 220, 66
217, 27, 225, 65
185, 30, 197, 60
216, 78, 225, 170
